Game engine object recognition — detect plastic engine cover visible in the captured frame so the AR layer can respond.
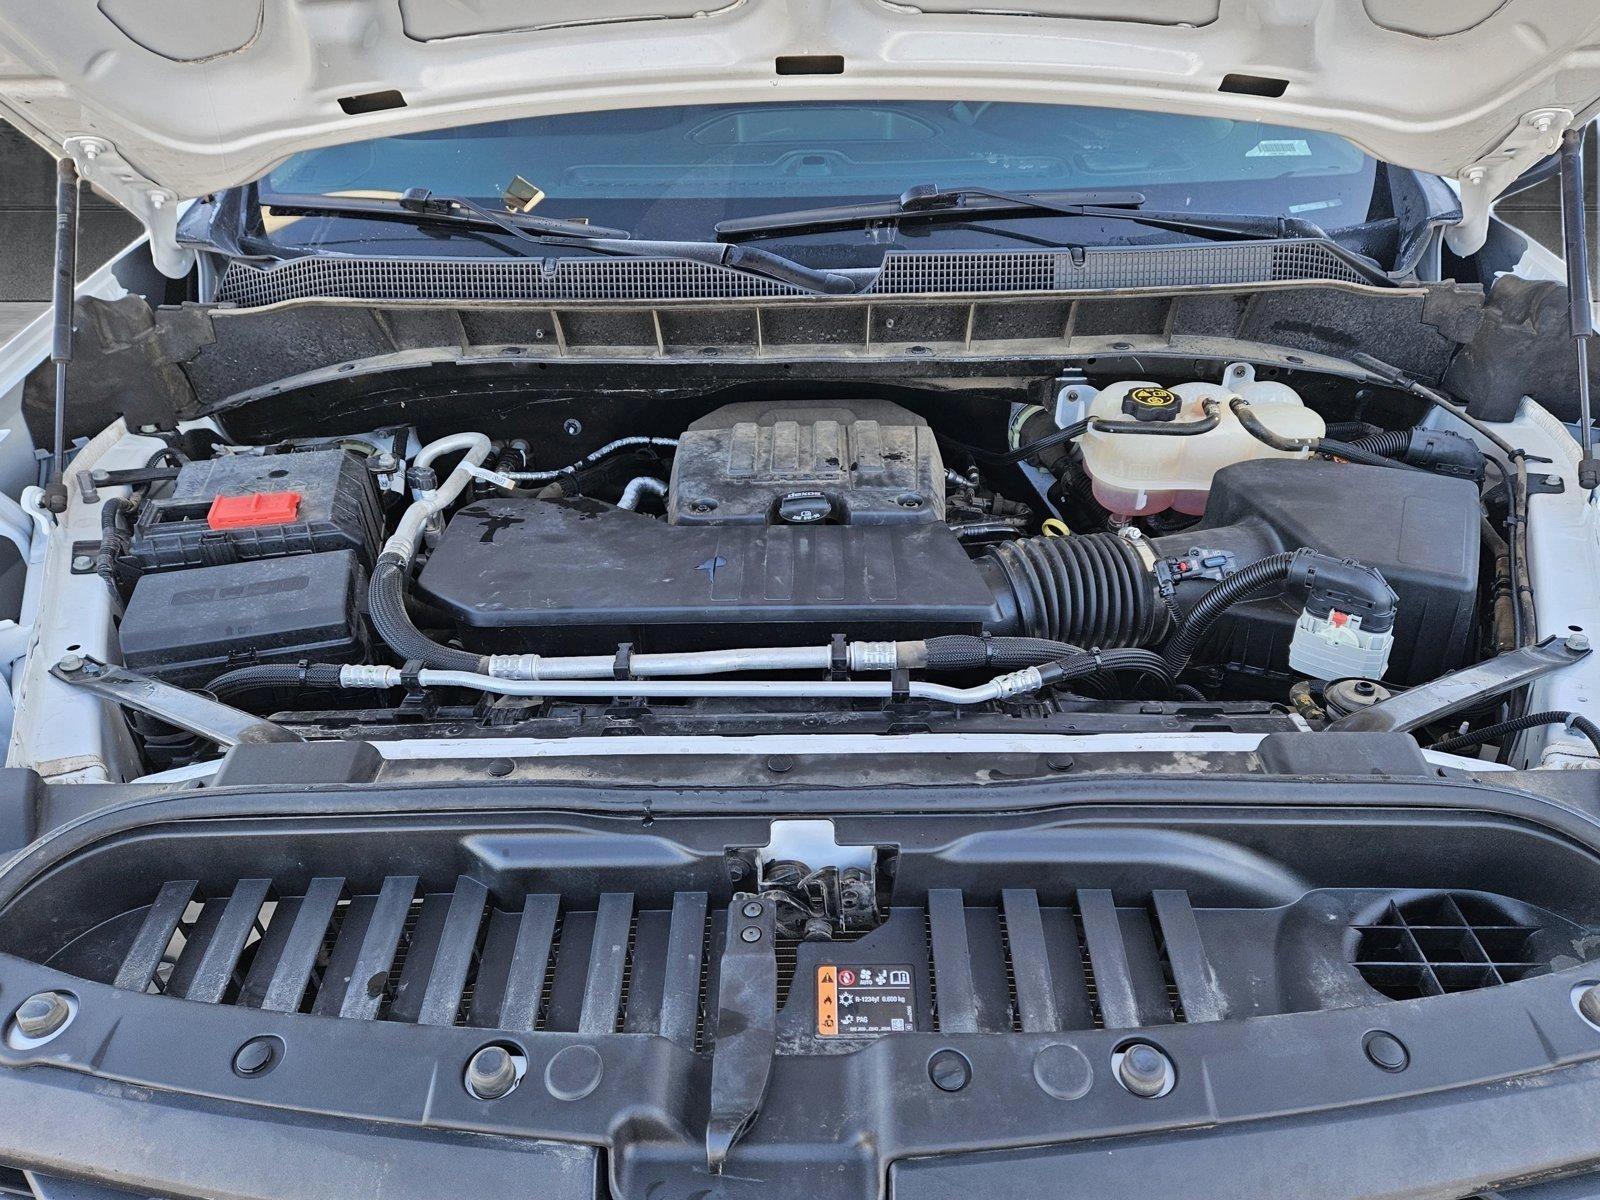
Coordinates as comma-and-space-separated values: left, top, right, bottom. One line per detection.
668, 400, 944, 525
415, 497, 1000, 654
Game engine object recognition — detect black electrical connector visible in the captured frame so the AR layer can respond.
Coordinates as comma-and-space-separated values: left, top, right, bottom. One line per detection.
1395, 430, 1488, 483
1287, 549, 1398, 635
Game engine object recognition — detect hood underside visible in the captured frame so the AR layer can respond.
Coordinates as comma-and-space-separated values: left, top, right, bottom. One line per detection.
1, 0, 1599, 269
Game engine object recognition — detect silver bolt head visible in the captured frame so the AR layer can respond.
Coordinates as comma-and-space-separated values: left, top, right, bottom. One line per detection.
1568, 632, 1591, 653
740, 926, 762, 943
70, 554, 94, 572
56, 653, 84, 673
15, 992, 71, 1040
741, 901, 763, 919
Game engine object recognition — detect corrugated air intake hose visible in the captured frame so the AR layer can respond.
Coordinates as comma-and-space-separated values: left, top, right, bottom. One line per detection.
976, 531, 1168, 647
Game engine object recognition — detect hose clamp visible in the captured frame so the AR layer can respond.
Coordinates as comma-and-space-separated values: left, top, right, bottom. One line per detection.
1117, 525, 1161, 573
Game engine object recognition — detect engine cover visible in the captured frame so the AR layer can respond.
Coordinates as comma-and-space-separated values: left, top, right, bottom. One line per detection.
415, 497, 1000, 654
668, 400, 945, 526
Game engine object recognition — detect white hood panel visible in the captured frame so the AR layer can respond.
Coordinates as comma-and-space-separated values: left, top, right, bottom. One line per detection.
1, 0, 1598, 265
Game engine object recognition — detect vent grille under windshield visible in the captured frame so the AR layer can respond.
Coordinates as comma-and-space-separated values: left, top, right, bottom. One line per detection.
215, 241, 1370, 308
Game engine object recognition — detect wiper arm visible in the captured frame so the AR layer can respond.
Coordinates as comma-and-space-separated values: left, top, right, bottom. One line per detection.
539, 235, 860, 294
264, 188, 632, 240
261, 189, 859, 294
716, 183, 1328, 244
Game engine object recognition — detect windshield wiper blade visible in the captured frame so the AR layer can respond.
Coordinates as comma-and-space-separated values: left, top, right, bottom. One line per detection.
261, 189, 858, 294
716, 183, 1328, 243
263, 188, 632, 240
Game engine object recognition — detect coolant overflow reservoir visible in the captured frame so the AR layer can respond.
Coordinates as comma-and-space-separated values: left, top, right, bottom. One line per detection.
1079, 362, 1324, 517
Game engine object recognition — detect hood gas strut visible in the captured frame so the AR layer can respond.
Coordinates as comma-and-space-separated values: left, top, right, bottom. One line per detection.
1560, 127, 1599, 493
42, 156, 79, 516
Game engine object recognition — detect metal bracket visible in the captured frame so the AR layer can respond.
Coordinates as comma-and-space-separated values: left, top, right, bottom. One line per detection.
705, 893, 776, 1174
1445, 108, 1572, 257
1326, 637, 1589, 734
50, 656, 303, 747
1527, 471, 1568, 497
62, 137, 195, 280
1053, 370, 1097, 428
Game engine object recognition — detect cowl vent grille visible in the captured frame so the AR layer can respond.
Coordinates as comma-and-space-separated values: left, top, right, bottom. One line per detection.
215, 241, 1371, 308
1351, 892, 1545, 1000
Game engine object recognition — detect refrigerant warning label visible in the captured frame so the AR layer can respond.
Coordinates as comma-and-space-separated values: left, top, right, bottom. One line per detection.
816, 964, 916, 1036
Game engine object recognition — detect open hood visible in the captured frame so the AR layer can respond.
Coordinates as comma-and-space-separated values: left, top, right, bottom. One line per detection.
2, 0, 1600, 274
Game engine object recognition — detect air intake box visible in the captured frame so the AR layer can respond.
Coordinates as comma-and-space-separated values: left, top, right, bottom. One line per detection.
415, 497, 1001, 654
1152, 459, 1481, 685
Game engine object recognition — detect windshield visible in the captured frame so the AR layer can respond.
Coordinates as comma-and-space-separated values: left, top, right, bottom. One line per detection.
261, 101, 1380, 237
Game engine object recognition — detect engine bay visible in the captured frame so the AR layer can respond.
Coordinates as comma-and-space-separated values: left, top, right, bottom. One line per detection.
51, 352, 1543, 774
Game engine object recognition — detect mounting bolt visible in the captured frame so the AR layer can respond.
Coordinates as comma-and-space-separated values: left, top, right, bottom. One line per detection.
562, 419, 582, 437
1465, 167, 1486, 186
13, 992, 72, 1041
56, 654, 83, 674
741, 901, 763, 919
80, 141, 102, 160
1116, 1043, 1173, 1097
465, 1045, 520, 1100
1568, 632, 1591, 653
70, 554, 94, 573
740, 926, 762, 943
